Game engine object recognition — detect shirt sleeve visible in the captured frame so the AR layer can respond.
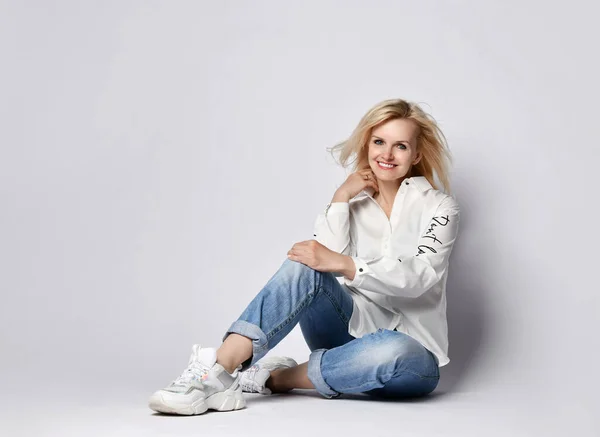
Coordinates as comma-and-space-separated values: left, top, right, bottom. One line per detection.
312, 202, 354, 257
343, 195, 460, 298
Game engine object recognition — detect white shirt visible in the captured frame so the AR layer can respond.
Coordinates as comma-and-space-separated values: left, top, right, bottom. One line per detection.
312, 176, 460, 367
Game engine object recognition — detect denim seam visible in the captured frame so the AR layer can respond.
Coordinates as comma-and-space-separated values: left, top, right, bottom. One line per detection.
389, 363, 440, 380
265, 285, 317, 340
326, 352, 439, 392
320, 286, 350, 326
265, 276, 348, 340
396, 370, 440, 380
224, 320, 270, 353
307, 348, 341, 398
334, 369, 439, 393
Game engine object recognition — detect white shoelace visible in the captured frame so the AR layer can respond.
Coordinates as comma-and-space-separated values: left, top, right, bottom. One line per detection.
240, 365, 261, 392
172, 361, 210, 387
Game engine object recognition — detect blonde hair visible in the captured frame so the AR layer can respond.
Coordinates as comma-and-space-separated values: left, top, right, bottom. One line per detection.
328, 98, 453, 193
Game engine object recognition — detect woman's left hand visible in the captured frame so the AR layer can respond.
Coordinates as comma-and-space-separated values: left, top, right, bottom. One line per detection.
287, 240, 344, 273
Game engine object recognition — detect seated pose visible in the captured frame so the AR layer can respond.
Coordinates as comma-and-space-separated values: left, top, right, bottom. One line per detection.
149, 98, 461, 415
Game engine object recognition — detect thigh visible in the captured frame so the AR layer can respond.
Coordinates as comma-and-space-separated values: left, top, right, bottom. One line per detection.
299, 274, 355, 351
320, 328, 440, 398
364, 329, 440, 398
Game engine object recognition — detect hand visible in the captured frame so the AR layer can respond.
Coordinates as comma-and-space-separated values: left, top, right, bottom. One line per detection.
287, 240, 344, 273
335, 168, 379, 200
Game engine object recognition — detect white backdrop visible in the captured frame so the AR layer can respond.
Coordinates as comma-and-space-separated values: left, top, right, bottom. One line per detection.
1, 1, 598, 436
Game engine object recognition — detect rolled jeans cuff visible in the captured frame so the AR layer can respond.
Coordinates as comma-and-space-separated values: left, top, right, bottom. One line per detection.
222, 320, 269, 372
307, 348, 341, 399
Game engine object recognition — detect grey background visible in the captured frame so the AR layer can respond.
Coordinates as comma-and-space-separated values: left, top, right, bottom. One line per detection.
1, 1, 598, 436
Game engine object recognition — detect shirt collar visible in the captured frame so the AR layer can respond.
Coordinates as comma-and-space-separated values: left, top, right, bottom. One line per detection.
410, 175, 434, 192
356, 176, 433, 199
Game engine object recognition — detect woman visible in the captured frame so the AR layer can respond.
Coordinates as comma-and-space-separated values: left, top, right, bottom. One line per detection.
148, 98, 461, 415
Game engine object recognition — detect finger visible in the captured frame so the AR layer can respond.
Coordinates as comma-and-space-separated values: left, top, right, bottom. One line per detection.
291, 246, 309, 254
291, 241, 307, 250
288, 252, 303, 262
292, 246, 309, 256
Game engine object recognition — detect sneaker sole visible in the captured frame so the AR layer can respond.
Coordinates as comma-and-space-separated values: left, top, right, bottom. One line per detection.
149, 386, 246, 415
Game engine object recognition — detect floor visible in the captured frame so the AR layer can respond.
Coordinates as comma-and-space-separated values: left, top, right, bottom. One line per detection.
2, 387, 595, 437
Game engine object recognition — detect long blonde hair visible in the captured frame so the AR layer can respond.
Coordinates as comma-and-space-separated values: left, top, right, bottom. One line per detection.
327, 98, 453, 193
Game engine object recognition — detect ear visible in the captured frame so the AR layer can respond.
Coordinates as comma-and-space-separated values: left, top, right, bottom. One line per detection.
413, 151, 422, 166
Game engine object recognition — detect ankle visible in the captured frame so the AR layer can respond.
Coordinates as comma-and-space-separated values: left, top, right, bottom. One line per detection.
216, 356, 238, 374
266, 369, 292, 394
216, 334, 253, 374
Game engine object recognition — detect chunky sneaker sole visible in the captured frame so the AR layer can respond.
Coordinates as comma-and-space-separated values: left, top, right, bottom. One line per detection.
148, 385, 246, 415
148, 344, 246, 415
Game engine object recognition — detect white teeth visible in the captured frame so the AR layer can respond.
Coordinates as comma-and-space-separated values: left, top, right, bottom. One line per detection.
378, 162, 396, 168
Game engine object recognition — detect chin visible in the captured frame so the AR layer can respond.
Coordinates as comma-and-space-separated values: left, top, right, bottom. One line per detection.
375, 168, 401, 176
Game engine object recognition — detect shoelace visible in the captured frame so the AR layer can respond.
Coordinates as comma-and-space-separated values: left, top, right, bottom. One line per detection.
171, 361, 210, 387
240, 365, 261, 392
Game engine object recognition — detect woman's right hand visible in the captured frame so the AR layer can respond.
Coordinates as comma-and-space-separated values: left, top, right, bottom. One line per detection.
335, 168, 379, 201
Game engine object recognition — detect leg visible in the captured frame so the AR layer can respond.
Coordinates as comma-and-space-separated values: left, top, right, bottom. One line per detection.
266, 278, 357, 393
310, 328, 440, 399
218, 258, 354, 373
266, 362, 312, 392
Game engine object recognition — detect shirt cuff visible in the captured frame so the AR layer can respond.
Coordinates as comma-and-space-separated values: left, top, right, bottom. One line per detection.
325, 202, 350, 215
343, 256, 369, 288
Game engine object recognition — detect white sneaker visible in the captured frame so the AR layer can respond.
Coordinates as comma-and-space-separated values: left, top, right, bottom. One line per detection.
239, 356, 298, 395
148, 344, 246, 415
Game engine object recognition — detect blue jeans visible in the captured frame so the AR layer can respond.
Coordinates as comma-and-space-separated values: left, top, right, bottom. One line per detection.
222, 258, 440, 399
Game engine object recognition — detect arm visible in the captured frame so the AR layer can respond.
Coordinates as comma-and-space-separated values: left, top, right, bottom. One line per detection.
341, 196, 460, 298
312, 189, 354, 256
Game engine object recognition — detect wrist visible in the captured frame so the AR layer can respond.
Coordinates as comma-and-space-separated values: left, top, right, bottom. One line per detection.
338, 255, 356, 280
332, 189, 351, 203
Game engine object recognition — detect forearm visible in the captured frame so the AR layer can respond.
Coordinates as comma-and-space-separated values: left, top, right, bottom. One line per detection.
337, 254, 356, 281
331, 189, 351, 203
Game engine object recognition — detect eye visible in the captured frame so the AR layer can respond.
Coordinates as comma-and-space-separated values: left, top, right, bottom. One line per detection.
373, 139, 407, 149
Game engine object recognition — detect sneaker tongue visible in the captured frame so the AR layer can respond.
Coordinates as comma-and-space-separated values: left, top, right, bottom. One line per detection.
189, 344, 217, 369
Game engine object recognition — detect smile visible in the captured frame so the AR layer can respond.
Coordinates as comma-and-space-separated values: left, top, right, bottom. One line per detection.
377, 162, 397, 170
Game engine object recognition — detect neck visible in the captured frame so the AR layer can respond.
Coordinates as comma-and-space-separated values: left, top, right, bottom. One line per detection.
374, 177, 406, 205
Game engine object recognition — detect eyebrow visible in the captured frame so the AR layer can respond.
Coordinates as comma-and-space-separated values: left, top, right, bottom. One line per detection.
371, 135, 412, 146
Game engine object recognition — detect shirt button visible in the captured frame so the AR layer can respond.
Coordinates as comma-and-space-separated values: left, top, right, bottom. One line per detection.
405, 181, 410, 185
358, 268, 363, 272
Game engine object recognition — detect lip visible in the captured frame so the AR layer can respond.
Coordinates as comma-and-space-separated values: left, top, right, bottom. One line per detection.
377, 161, 397, 170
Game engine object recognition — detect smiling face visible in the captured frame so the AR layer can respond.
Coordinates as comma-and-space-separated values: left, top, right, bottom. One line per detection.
367, 118, 421, 182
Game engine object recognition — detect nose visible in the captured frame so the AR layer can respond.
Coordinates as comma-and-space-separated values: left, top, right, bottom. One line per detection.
382, 148, 394, 161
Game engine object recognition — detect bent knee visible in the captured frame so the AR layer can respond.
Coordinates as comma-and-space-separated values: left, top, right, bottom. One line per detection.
358, 329, 435, 370
280, 258, 331, 283
273, 258, 326, 293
